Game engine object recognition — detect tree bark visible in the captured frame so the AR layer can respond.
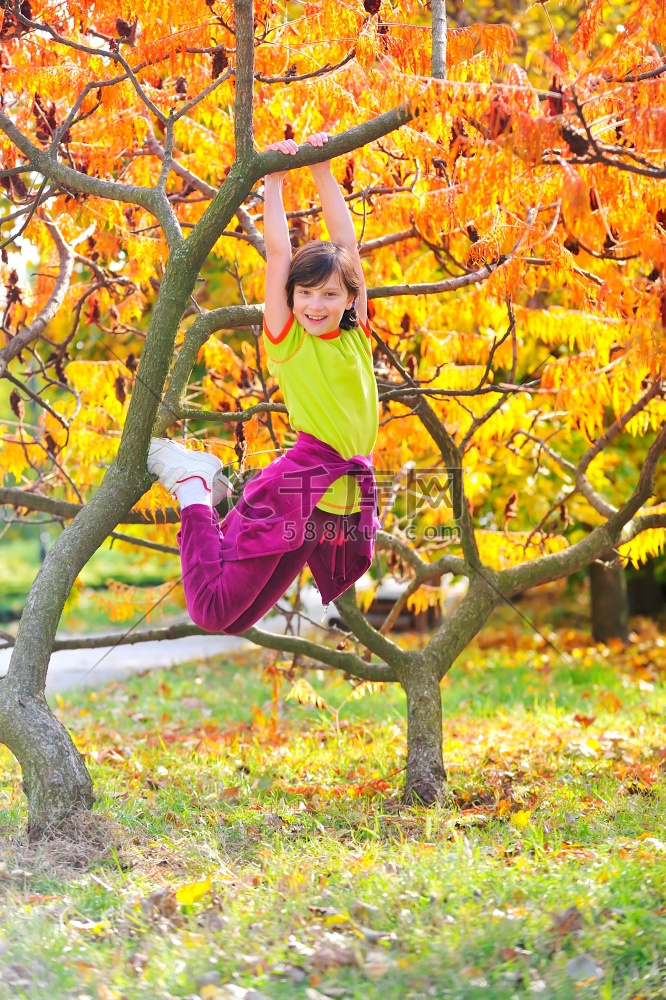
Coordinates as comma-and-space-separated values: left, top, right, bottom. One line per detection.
0, 680, 94, 841
402, 654, 446, 804
589, 549, 630, 643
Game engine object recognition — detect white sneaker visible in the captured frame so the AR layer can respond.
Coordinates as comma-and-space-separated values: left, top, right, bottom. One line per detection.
147, 438, 233, 505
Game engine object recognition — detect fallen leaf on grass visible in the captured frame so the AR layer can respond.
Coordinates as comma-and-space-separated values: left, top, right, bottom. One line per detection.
311, 942, 359, 971
500, 946, 532, 961
270, 962, 307, 983
548, 904, 584, 945
128, 951, 148, 975
182, 696, 207, 709
573, 714, 596, 727
140, 888, 178, 919
350, 899, 381, 921
599, 691, 623, 713
566, 953, 603, 982
511, 809, 532, 829
363, 946, 398, 978
176, 874, 212, 905
199, 907, 226, 931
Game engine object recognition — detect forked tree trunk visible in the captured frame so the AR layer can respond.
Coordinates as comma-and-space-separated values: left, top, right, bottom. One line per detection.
589, 549, 630, 644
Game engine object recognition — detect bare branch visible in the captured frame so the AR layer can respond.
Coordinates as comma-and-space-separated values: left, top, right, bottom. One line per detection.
255, 47, 356, 84
501, 423, 666, 595
459, 300, 518, 452
0, 621, 398, 681
576, 379, 664, 518
180, 401, 287, 423
360, 227, 417, 256
0, 487, 180, 524
335, 586, 408, 666
0, 218, 74, 377
109, 532, 179, 555
172, 67, 234, 122
143, 135, 265, 257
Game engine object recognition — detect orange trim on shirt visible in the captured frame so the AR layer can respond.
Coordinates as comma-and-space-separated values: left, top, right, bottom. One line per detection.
358, 318, 372, 338
263, 313, 294, 344
319, 328, 340, 340
266, 328, 305, 365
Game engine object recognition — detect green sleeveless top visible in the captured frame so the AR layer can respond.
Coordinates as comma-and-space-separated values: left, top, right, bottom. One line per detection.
263, 314, 378, 514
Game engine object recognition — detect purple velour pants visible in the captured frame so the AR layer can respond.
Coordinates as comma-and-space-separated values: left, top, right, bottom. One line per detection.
178, 504, 349, 634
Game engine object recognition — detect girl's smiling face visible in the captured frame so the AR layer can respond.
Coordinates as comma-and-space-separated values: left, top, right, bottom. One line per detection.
292, 270, 354, 337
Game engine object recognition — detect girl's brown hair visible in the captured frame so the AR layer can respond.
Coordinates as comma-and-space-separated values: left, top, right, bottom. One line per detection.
285, 241, 361, 330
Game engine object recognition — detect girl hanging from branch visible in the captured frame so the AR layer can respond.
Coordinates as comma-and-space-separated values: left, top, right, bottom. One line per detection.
147, 132, 380, 633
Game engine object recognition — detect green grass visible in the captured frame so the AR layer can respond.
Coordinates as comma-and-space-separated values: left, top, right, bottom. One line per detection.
1, 631, 665, 1000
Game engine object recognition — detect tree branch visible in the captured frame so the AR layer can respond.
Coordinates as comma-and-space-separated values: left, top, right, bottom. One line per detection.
501, 423, 666, 595
0, 218, 74, 378
234, 0, 256, 163
335, 586, 408, 665
575, 379, 664, 517
0, 621, 397, 681
0, 111, 158, 210
431, 0, 447, 79
0, 488, 180, 523
143, 135, 266, 258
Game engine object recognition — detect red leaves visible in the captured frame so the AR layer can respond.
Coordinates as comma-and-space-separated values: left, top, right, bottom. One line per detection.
4, 268, 21, 307
284, 123, 295, 141
0, 0, 31, 40
364, 0, 381, 13
211, 48, 229, 79
503, 491, 519, 530
114, 375, 128, 406
342, 157, 355, 195
9, 389, 24, 421
32, 93, 57, 144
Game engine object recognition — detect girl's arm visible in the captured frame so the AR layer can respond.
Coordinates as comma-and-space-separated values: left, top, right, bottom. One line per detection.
263, 139, 299, 337
307, 132, 368, 326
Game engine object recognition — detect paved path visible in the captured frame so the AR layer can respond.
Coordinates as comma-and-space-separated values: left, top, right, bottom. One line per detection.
0, 631, 254, 693
0, 587, 330, 693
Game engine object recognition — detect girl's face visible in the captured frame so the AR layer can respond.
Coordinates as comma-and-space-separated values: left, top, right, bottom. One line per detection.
292, 271, 354, 337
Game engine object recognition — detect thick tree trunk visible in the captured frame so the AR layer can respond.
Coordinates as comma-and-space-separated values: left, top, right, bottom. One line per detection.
402, 656, 446, 804
589, 549, 629, 643
0, 680, 94, 840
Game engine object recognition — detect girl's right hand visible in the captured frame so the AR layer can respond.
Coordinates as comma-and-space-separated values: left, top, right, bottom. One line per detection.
264, 139, 300, 180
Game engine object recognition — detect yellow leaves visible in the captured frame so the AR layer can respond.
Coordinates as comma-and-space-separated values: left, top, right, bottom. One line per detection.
90, 579, 182, 623
619, 507, 666, 567
175, 875, 212, 905
66, 361, 131, 429
511, 809, 532, 829
320, 0, 364, 41
345, 680, 386, 701
561, 165, 592, 237
406, 586, 440, 617
356, 15, 379, 70
475, 530, 568, 571
448, 24, 517, 71
198, 335, 242, 382
467, 212, 508, 267
286, 678, 329, 711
